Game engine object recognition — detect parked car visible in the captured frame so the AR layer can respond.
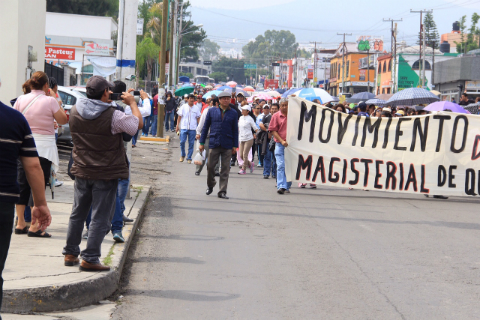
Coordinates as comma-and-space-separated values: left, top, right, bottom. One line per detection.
57, 86, 85, 146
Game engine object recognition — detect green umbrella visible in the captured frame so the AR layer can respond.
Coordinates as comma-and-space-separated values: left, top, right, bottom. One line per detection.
200, 84, 206, 88
175, 86, 194, 96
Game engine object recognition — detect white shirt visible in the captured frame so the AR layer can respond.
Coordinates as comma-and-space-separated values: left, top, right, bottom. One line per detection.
177, 103, 201, 130
124, 98, 151, 118
238, 115, 258, 142
197, 106, 212, 135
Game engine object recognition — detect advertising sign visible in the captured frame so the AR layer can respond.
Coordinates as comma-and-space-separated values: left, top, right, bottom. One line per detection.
84, 42, 110, 56
265, 79, 279, 89
45, 47, 75, 60
286, 98, 480, 197
137, 19, 144, 36
356, 36, 384, 52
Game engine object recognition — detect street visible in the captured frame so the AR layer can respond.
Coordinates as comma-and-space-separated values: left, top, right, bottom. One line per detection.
113, 134, 480, 319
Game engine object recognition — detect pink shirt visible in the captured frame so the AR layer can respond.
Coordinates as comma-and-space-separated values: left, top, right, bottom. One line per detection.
13, 90, 60, 135
269, 111, 287, 143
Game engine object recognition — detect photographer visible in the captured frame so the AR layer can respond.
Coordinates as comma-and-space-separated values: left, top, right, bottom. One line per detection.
62, 76, 142, 271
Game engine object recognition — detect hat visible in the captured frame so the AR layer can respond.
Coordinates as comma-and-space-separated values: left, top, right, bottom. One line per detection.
184, 94, 188, 98
241, 105, 251, 111
396, 110, 405, 116
358, 102, 367, 111
218, 91, 230, 98
86, 76, 114, 96
383, 107, 392, 113
263, 105, 270, 109
237, 92, 245, 97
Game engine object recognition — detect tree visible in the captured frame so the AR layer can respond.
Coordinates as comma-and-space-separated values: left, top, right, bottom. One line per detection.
242, 30, 299, 60
455, 13, 480, 53
209, 72, 227, 82
146, 2, 164, 45
179, 72, 194, 79
47, 0, 112, 16
212, 57, 246, 84
200, 39, 221, 61
418, 12, 440, 49
179, 21, 207, 61
136, 37, 161, 82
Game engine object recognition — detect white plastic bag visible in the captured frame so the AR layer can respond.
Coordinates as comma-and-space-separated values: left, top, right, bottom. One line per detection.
193, 149, 205, 165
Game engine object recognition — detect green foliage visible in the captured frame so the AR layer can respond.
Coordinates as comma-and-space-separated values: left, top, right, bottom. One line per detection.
297, 48, 312, 58
417, 12, 440, 49
242, 30, 299, 60
47, 0, 112, 16
179, 72, 194, 79
455, 13, 480, 53
201, 39, 221, 61
209, 72, 227, 82
180, 20, 207, 61
212, 57, 246, 84
136, 37, 161, 81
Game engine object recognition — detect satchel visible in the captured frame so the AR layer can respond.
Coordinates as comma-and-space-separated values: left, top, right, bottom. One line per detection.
268, 136, 276, 152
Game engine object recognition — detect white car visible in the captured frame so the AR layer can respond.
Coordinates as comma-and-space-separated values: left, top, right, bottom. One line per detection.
57, 86, 86, 146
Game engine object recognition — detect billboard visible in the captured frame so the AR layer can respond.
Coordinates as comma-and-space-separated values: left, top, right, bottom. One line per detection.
357, 36, 384, 52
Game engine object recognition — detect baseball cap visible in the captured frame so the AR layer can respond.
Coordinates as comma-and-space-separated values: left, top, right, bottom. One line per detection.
241, 105, 251, 111
237, 92, 245, 97
396, 110, 405, 116
184, 94, 188, 98
218, 91, 230, 98
263, 105, 270, 109
86, 76, 114, 96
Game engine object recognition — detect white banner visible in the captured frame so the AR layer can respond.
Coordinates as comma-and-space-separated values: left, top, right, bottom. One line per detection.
285, 98, 480, 197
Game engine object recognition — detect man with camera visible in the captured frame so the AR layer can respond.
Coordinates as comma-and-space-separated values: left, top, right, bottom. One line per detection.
62, 76, 142, 271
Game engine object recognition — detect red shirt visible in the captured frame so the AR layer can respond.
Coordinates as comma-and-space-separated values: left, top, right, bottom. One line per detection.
269, 112, 287, 142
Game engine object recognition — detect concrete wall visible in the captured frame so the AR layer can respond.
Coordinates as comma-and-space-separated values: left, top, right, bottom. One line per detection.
0, 0, 46, 103
46, 12, 117, 40
434, 56, 480, 84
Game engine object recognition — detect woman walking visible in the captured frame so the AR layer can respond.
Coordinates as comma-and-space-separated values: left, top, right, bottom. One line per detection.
13, 71, 68, 237
165, 91, 176, 132
238, 105, 259, 175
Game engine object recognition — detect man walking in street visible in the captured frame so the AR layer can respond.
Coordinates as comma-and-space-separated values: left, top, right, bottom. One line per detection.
269, 98, 292, 194
177, 94, 201, 163
260, 103, 277, 179
200, 91, 238, 199
0, 77, 52, 312
63, 76, 142, 271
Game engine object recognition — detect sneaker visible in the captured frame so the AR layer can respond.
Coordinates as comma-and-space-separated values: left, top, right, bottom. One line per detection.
55, 180, 64, 187
299, 183, 307, 188
309, 184, 317, 189
238, 169, 246, 175
82, 229, 88, 239
179, 157, 185, 162
249, 163, 255, 173
277, 188, 286, 194
257, 163, 262, 167
112, 231, 125, 243
187, 160, 192, 164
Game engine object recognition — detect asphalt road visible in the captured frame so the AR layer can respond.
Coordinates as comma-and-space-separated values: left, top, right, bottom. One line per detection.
113, 134, 480, 320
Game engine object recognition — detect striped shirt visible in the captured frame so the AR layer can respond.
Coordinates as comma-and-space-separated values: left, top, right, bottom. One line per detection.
0, 101, 38, 203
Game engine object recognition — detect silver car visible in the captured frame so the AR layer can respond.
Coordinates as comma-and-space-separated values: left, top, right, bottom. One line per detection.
57, 86, 86, 146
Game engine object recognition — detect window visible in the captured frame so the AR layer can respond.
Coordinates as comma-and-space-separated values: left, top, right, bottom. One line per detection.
346, 61, 349, 77
388, 60, 392, 72
382, 88, 385, 94
387, 88, 391, 94
383, 62, 386, 73
338, 64, 340, 78
58, 91, 76, 106
378, 62, 382, 74
412, 60, 431, 70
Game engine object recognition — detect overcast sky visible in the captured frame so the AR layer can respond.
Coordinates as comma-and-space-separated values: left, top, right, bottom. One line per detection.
189, 0, 480, 52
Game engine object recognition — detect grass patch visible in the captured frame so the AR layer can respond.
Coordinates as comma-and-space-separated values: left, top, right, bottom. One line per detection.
103, 246, 115, 266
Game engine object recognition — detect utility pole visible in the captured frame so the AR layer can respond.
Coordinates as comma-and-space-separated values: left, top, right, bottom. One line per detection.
310, 41, 322, 88
337, 33, 351, 96
410, 9, 432, 88
175, 1, 185, 91
383, 18, 402, 93
168, 0, 176, 90
156, 0, 169, 137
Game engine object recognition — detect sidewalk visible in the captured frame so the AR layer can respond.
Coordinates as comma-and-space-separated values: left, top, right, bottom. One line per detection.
2, 180, 151, 314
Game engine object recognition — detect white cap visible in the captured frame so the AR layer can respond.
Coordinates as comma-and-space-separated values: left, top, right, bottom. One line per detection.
184, 94, 188, 98
241, 105, 251, 111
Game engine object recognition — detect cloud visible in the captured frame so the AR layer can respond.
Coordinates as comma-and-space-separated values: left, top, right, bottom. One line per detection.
190, 0, 297, 10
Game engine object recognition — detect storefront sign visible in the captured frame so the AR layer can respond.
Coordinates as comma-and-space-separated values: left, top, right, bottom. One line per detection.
137, 19, 144, 36
84, 42, 110, 56
286, 98, 480, 197
45, 46, 75, 60
466, 81, 480, 90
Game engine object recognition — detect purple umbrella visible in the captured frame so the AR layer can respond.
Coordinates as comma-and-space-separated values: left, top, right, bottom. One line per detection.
424, 101, 470, 114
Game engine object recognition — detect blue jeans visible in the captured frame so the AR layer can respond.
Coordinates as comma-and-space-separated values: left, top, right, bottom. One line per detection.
112, 178, 129, 232
132, 130, 139, 146
165, 112, 175, 131
86, 178, 129, 232
275, 143, 292, 190
151, 115, 158, 136
257, 144, 264, 165
180, 129, 196, 160
263, 148, 276, 177
142, 116, 151, 136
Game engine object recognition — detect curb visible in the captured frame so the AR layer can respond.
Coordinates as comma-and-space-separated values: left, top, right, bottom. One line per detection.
139, 135, 170, 142
2, 186, 152, 314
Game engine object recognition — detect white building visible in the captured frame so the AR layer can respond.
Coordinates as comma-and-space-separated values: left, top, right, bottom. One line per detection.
45, 12, 117, 85
219, 48, 243, 59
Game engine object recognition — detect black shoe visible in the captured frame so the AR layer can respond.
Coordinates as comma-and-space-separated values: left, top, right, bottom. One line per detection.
206, 187, 213, 195
215, 172, 220, 176
277, 188, 286, 194
123, 215, 133, 223
230, 161, 236, 166
195, 171, 200, 176
263, 175, 269, 179
218, 192, 229, 199
433, 195, 448, 199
